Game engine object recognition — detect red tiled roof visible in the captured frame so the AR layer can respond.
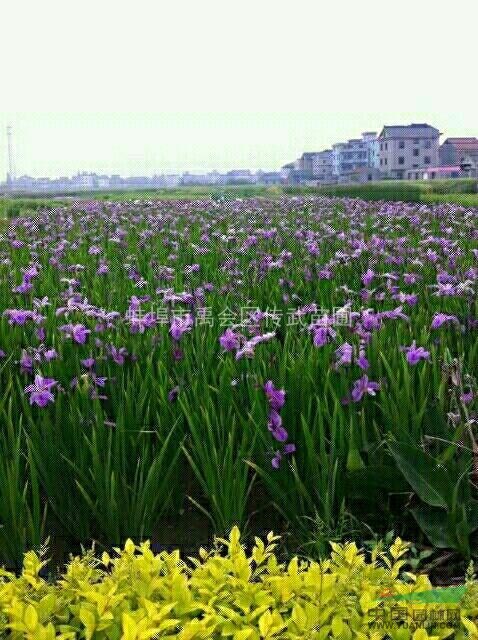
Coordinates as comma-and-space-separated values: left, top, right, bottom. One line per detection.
443, 137, 478, 149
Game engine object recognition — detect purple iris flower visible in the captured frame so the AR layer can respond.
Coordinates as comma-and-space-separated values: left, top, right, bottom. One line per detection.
71, 324, 90, 344
13, 280, 33, 294
380, 306, 409, 322
310, 315, 336, 348
3, 309, 35, 325
61, 323, 90, 344
43, 348, 58, 362
271, 452, 282, 469
97, 262, 109, 275
168, 386, 180, 402
184, 263, 200, 275
20, 351, 34, 374
169, 314, 193, 341
272, 443, 296, 469
403, 273, 420, 285
24, 375, 57, 407
335, 342, 353, 368
109, 345, 128, 365
431, 313, 459, 329
357, 349, 369, 371
402, 341, 430, 365
351, 375, 380, 402
360, 310, 382, 331
129, 312, 157, 334
91, 374, 107, 387
312, 325, 336, 348
362, 269, 375, 287
235, 332, 275, 360
219, 328, 241, 352
267, 410, 288, 442
264, 381, 286, 410
460, 390, 474, 405
396, 293, 418, 306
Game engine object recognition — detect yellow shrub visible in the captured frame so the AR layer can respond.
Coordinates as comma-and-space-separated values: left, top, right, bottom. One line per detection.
0, 528, 475, 639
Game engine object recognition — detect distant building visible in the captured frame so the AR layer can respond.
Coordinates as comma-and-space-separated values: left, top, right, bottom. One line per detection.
421, 166, 464, 180
338, 166, 382, 184
225, 169, 257, 185
332, 132, 378, 181
97, 175, 111, 189
163, 174, 181, 188
73, 172, 98, 190
376, 123, 440, 179
297, 152, 318, 178
280, 151, 336, 185
206, 171, 226, 185
439, 137, 478, 172
255, 170, 282, 185
280, 163, 295, 183
181, 172, 209, 186
311, 150, 334, 184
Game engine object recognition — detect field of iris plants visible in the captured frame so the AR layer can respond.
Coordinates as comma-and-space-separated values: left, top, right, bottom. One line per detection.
1, 194, 477, 571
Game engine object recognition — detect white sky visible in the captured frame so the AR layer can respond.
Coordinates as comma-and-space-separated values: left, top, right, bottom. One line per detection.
1, 0, 477, 177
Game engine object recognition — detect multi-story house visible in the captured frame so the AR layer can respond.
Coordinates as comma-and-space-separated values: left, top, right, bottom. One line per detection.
439, 137, 478, 172
297, 152, 317, 177
280, 162, 295, 183
256, 171, 282, 185
376, 123, 440, 180
332, 132, 378, 182
286, 150, 335, 185
311, 150, 334, 184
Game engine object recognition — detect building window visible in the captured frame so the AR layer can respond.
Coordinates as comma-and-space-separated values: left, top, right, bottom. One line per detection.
398, 156, 405, 165
413, 148, 419, 157
413, 139, 419, 144
424, 140, 432, 149
413, 164, 419, 169
424, 156, 431, 164
385, 143, 388, 150
384, 158, 388, 165
380, 159, 383, 166
399, 141, 405, 149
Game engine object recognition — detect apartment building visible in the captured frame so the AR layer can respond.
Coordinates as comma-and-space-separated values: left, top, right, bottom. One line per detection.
311, 150, 334, 184
439, 137, 478, 171
376, 123, 440, 180
281, 151, 335, 185
332, 132, 377, 181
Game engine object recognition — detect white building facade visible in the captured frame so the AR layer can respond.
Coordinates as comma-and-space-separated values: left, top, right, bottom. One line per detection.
332, 132, 378, 181
376, 124, 440, 180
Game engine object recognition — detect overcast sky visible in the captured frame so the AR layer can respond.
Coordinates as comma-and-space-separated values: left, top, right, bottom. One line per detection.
1, 0, 477, 178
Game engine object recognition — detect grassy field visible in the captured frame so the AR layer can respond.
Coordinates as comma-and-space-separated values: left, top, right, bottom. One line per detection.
2, 178, 478, 213
288, 178, 478, 207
